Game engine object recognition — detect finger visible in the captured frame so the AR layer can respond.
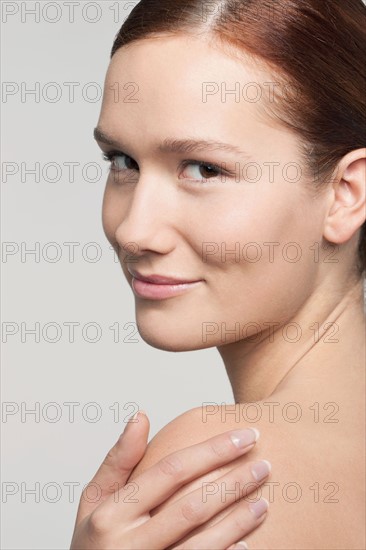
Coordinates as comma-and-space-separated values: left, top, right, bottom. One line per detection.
97, 427, 260, 522
75, 411, 150, 524
134, 457, 270, 549
227, 541, 249, 550
174, 497, 268, 550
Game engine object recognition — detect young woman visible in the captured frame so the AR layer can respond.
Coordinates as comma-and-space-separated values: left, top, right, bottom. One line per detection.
71, 1, 366, 548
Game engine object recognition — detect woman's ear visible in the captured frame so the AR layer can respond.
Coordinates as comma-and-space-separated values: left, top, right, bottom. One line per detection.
323, 148, 366, 245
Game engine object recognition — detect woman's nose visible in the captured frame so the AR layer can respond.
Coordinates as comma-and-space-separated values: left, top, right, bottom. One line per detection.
113, 175, 178, 257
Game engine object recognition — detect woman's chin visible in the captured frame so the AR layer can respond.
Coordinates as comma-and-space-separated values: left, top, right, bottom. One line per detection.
136, 325, 213, 352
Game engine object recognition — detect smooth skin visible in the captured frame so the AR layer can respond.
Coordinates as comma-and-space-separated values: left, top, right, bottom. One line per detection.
70, 412, 269, 549
92, 32, 365, 548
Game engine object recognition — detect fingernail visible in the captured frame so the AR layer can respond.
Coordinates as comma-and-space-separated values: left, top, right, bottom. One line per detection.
132, 410, 146, 421
230, 428, 260, 449
120, 410, 146, 436
251, 459, 271, 481
232, 542, 249, 550
249, 497, 269, 518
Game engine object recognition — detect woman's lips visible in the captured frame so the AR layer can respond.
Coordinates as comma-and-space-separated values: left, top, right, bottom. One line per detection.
131, 277, 202, 300
128, 268, 200, 285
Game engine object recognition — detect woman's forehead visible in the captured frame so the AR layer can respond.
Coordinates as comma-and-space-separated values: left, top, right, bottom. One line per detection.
100, 35, 283, 136
105, 34, 271, 96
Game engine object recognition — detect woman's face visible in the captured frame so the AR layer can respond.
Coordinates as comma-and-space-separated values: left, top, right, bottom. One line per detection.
97, 34, 329, 351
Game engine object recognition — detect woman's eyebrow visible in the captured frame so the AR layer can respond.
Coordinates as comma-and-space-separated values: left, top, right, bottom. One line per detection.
93, 127, 252, 159
158, 138, 251, 159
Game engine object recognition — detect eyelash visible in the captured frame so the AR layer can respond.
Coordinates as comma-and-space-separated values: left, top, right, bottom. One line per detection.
101, 150, 235, 182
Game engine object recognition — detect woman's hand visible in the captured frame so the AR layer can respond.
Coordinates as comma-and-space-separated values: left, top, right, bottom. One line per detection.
70, 411, 270, 550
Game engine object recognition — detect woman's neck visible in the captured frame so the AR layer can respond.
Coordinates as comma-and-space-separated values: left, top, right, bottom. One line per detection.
217, 277, 365, 403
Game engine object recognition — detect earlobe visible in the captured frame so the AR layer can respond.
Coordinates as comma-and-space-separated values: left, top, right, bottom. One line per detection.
323, 149, 366, 245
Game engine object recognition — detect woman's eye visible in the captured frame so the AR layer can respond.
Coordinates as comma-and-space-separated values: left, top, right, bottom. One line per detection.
102, 152, 227, 183
103, 151, 139, 172
181, 162, 223, 181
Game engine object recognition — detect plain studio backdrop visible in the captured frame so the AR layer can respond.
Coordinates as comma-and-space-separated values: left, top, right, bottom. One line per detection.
1, 2, 234, 548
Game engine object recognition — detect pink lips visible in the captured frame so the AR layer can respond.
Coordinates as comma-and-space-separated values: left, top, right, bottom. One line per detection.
128, 268, 200, 285
127, 268, 203, 300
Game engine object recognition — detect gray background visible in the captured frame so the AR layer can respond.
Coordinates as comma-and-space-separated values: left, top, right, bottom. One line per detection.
1, 1, 233, 548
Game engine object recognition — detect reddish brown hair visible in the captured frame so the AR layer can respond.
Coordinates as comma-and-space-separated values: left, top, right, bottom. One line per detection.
111, 0, 366, 275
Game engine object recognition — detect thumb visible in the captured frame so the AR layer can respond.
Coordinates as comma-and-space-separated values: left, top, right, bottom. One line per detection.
76, 410, 150, 523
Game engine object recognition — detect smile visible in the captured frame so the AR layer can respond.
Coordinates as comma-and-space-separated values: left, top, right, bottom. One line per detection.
131, 277, 202, 300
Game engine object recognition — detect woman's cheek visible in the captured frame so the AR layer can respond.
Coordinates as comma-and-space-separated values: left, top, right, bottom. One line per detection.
101, 187, 128, 245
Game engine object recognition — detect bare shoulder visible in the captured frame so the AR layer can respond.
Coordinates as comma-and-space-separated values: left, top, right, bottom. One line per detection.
128, 402, 365, 549
128, 401, 308, 476
129, 406, 212, 477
